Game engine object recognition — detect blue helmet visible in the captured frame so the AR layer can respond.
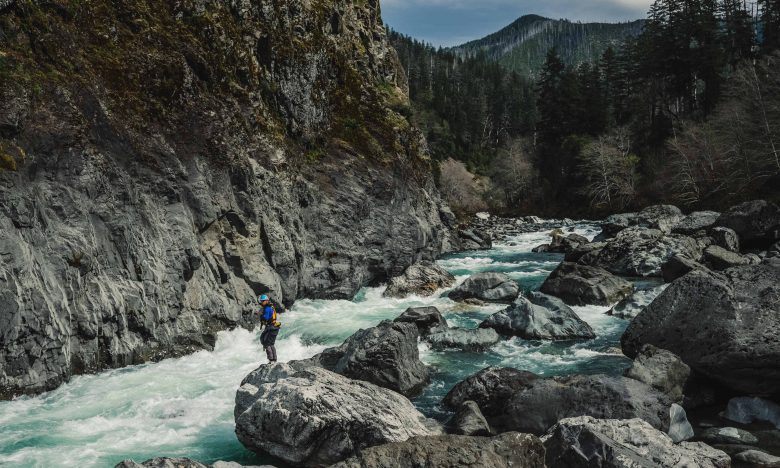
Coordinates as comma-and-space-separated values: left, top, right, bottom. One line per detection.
258, 294, 269, 304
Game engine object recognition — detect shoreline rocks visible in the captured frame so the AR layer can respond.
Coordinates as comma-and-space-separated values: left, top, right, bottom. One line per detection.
542, 417, 730, 468
330, 433, 545, 468
622, 264, 780, 396
624, 344, 690, 402
715, 200, 780, 249
234, 363, 439, 467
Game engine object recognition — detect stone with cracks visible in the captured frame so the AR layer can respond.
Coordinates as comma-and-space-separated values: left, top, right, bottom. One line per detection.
234, 363, 438, 467
624, 344, 690, 402
383, 262, 455, 298
480, 292, 595, 340
540, 262, 634, 306
394, 307, 447, 336
445, 401, 493, 436
715, 200, 780, 248
448, 272, 520, 304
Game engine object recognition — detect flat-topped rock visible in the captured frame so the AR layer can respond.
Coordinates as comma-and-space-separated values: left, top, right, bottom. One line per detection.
480, 292, 594, 340
448, 272, 520, 303
540, 262, 633, 306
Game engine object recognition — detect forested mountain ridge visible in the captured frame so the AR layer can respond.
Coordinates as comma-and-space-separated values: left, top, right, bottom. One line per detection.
451, 14, 646, 77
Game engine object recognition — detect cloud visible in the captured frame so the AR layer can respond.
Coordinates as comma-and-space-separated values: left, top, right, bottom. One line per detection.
382, 0, 654, 46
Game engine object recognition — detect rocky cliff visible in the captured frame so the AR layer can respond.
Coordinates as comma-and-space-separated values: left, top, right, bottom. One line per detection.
0, 0, 456, 399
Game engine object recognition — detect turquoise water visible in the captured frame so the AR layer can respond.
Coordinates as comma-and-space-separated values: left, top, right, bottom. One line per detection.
0, 224, 638, 467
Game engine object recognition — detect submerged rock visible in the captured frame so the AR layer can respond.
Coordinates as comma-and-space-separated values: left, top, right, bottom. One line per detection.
330, 433, 545, 468
540, 262, 633, 306
304, 321, 429, 397
448, 272, 520, 303
443, 367, 538, 421
234, 363, 438, 467
394, 307, 447, 336
622, 264, 780, 396
722, 397, 780, 429
382, 262, 455, 298
445, 401, 493, 436
503, 374, 673, 435
426, 327, 500, 352
624, 344, 690, 402
542, 416, 730, 468
480, 292, 594, 340
715, 200, 780, 248
607, 285, 668, 319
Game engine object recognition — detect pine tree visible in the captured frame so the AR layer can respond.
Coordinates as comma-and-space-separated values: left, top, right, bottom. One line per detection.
760, 0, 780, 50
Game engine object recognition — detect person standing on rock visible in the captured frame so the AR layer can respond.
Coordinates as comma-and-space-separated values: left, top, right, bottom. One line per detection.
258, 294, 283, 363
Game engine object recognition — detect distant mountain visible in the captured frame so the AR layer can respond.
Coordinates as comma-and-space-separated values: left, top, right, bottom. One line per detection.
451, 15, 646, 77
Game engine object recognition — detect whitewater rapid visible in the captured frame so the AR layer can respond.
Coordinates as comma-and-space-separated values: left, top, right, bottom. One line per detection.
0, 223, 640, 467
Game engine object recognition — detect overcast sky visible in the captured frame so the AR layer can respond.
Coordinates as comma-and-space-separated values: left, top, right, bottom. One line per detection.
382, 0, 655, 47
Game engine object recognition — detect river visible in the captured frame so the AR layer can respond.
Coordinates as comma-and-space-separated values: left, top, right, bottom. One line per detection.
0, 223, 649, 467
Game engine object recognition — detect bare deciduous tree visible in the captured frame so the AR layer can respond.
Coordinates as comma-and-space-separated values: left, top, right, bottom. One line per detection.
579, 127, 639, 210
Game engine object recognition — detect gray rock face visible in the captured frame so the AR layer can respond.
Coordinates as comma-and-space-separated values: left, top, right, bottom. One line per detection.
542, 417, 731, 468
540, 262, 634, 306
394, 307, 447, 336
711, 226, 741, 252
564, 241, 607, 262
547, 233, 590, 254
426, 327, 500, 352
637, 205, 686, 233
723, 397, 780, 429
234, 363, 438, 467
504, 374, 673, 435
458, 229, 492, 250
716, 200, 780, 248
673, 211, 721, 235
661, 254, 709, 282
304, 321, 429, 397
579, 227, 703, 277
382, 262, 455, 298
701, 427, 759, 445
624, 344, 690, 402
480, 292, 595, 340
330, 433, 546, 468
443, 367, 538, 420
607, 285, 668, 319
668, 403, 695, 443
445, 401, 493, 436
448, 272, 520, 303
0, 0, 455, 399
734, 450, 780, 467
704, 245, 751, 270
622, 265, 780, 396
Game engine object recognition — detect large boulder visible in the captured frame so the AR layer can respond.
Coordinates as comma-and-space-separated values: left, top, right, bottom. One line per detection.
383, 262, 456, 298
480, 292, 595, 340
540, 262, 634, 306
330, 433, 545, 468
601, 212, 638, 237
458, 229, 492, 250
503, 374, 673, 435
722, 397, 780, 429
700, 427, 758, 445
564, 241, 607, 262
547, 233, 590, 254
636, 205, 686, 234
443, 367, 538, 422
542, 417, 731, 468
305, 321, 429, 397
426, 327, 500, 352
624, 344, 690, 402
673, 211, 721, 235
703, 244, 751, 270
661, 254, 708, 283
234, 363, 438, 467
579, 227, 703, 277
448, 272, 519, 304
715, 200, 780, 249
711, 226, 740, 252
622, 264, 780, 396
394, 307, 447, 336
445, 401, 493, 436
